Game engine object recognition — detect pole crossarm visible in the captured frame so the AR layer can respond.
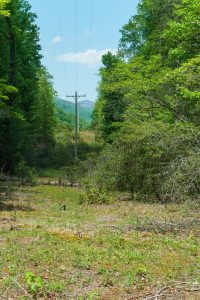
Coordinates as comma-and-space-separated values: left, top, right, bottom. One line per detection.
66, 94, 86, 99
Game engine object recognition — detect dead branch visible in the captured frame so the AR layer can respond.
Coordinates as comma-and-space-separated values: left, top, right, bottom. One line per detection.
1, 271, 33, 300
144, 285, 169, 300
0, 162, 6, 176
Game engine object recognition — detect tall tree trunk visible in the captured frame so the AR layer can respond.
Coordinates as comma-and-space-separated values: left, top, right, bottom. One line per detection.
6, 17, 15, 91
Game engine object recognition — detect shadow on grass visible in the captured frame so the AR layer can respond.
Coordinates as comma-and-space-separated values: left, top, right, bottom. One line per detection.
0, 200, 34, 212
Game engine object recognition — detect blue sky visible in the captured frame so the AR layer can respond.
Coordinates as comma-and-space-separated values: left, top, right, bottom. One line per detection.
28, 0, 139, 101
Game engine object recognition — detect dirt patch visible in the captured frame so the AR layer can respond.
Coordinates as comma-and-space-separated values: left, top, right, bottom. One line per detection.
15, 237, 40, 245
0, 218, 24, 231
0, 237, 7, 244
0, 219, 15, 230
97, 215, 118, 223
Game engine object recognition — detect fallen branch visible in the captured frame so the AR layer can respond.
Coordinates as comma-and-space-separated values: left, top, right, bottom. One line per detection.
0, 162, 6, 177
128, 281, 200, 300
144, 285, 169, 300
135, 218, 200, 234
1, 271, 33, 300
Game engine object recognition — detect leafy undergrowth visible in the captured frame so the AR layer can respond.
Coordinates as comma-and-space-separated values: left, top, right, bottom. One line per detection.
0, 185, 199, 299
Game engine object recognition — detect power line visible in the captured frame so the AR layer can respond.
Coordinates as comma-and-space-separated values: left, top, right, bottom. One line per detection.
57, 0, 68, 93
89, 0, 94, 49
86, 0, 95, 98
74, 0, 79, 90
67, 0, 87, 161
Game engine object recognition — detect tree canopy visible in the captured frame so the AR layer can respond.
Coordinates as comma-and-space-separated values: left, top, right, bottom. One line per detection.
92, 0, 200, 203
0, 0, 56, 172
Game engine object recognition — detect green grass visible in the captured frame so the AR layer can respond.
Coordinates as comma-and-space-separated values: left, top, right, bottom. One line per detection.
0, 185, 199, 299
37, 168, 67, 179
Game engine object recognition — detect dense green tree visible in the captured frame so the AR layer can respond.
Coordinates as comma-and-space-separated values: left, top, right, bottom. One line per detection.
92, 0, 200, 203
119, 0, 200, 65
93, 53, 129, 141
33, 69, 56, 144
0, 0, 42, 171
23, 68, 57, 167
0, 0, 12, 105
161, 0, 200, 66
119, 0, 180, 58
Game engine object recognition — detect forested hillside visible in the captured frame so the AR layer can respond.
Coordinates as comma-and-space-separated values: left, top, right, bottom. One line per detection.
55, 97, 94, 129
92, 0, 200, 204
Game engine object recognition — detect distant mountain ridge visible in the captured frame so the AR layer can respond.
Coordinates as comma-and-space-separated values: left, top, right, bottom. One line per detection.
54, 97, 95, 123
79, 100, 95, 110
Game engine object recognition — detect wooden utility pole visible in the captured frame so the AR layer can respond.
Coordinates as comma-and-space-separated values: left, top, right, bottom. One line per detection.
77, 102, 80, 134
66, 91, 86, 160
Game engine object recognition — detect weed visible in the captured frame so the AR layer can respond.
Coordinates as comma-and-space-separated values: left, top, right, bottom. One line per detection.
25, 271, 44, 294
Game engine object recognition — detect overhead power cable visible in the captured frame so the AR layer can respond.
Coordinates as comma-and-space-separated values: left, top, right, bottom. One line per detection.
57, 0, 68, 93
74, 0, 79, 91
89, 0, 94, 49
86, 0, 95, 96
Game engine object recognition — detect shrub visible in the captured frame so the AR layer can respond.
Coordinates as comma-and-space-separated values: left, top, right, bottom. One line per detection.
89, 121, 200, 203
163, 150, 200, 204
15, 160, 36, 185
80, 180, 113, 204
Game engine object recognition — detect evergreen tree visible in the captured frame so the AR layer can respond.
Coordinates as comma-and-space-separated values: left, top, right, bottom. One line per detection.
33, 68, 56, 145
0, 0, 42, 171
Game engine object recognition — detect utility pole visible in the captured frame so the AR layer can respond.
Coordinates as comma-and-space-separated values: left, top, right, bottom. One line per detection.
77, 102, 80, 133
66, 91, 86, 160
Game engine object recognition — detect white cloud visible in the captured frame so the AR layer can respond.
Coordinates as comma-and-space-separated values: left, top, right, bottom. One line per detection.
57, 48, 117, 65
52, 36, 62, 44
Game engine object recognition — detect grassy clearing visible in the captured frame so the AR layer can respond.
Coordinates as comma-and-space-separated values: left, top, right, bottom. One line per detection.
36, 168, 67, 179
0, 185, 199, 299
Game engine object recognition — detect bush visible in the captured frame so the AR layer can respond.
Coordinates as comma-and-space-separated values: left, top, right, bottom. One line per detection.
163, 150, 200, 204
80, 180, 114, 204
89, 121, 200, 203
15, 160, 36, 185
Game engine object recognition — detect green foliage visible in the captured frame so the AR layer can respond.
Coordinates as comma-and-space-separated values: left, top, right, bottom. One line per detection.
119, 0, 200, 63
24, 271, 64, 296
33, 68, 56, 143
93, 122, 200, 202
159, 55, 200, 124
92, 0, 200, 203
0, 0, 96, 175
0, 0, 42, 172
25, 271, 44, 294
55, 106, 92, 130
0, 0, 10, 16
161, 0, 200, 66
81, 180, 113, 204
55, 97, 94, 129
0, 81, 17, 103
55, 106, 75, 128
64, 162, 85, 185
16, 160, 36, 184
